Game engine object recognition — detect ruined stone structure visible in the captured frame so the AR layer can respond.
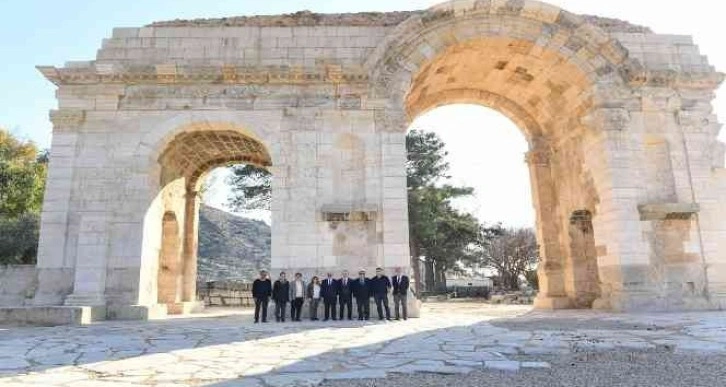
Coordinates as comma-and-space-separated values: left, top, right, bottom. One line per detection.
22, 0, 726, 321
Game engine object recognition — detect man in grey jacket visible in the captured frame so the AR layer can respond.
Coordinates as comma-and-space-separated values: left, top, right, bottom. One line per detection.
289, 272, 306, 322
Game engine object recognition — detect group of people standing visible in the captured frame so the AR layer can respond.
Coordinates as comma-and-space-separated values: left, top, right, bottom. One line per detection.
251, 267, 410, 323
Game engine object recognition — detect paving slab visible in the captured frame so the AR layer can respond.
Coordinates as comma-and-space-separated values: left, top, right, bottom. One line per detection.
0, 303, 725, 385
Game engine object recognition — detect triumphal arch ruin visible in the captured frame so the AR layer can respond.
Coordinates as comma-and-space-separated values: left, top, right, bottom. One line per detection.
23, 0, 726, 321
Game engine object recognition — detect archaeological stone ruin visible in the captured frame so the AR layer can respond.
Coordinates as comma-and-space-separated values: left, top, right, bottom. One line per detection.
3, 0, 725, 324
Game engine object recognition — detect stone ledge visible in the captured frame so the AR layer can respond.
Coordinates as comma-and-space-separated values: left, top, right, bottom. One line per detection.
0, 306, 104, 327
637, 202, 700, 221
107, 304, 168, 320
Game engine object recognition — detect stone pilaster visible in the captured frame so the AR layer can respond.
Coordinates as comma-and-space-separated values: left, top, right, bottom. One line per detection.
526, 141, 571, 309
33, 110, 86, 305
64, 214, 109, 307
182, 190, 200, 303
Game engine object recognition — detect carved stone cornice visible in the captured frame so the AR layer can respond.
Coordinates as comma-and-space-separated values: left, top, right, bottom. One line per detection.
49, 109, 86, 131
37, 64, 370, 86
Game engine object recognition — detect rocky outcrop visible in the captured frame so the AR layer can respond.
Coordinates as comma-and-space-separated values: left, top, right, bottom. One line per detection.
197, 205, 270, 283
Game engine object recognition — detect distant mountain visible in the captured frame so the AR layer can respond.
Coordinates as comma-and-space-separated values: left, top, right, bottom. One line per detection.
197, 205, 271, 282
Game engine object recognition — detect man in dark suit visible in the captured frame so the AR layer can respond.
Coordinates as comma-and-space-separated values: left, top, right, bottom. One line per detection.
392, 267, 410, 320
337, 270, 354, 320
352, 269, 371, 320
371, 267, 391, 321
321, 272, 338, 321
272, 272, 290, 322
251, 270, 272, 323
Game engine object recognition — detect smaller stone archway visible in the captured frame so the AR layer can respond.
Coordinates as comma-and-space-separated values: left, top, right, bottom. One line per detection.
142, 124, 273, 314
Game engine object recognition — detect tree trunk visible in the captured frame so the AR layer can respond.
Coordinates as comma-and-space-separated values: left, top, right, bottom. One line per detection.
410, 242, 422, 295
424, 258, 435, 292
437, 266, 447, 291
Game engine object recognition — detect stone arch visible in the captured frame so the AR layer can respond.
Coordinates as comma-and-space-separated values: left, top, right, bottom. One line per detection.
368, 0, 637, 309
138, 119, 274, 311
367, 0, 631, 111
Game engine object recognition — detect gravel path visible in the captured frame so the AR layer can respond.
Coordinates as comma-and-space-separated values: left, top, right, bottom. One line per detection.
321, 352, 726, 387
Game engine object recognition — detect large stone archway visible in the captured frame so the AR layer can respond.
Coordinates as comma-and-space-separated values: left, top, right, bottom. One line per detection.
23, 0, 725, 322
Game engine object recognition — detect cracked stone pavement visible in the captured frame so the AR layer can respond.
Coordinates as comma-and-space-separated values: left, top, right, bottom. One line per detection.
1, 303, 725, 386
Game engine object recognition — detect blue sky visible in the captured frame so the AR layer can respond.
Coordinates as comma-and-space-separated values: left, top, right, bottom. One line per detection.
2, 0, 724, 227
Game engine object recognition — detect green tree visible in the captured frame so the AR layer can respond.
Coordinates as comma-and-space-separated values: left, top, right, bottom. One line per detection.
406, 130, 482, 292
0, 129, 47, 217
0, 128, 48, 265
0, 213, 40, 264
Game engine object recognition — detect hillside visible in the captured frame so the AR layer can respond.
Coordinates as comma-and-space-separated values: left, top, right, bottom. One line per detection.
197, 205, 271, 282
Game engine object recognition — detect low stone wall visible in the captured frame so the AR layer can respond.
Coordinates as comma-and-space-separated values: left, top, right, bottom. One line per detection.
197, 280, 255, 307
0, 265, 37, 306
489, 292, 536, 305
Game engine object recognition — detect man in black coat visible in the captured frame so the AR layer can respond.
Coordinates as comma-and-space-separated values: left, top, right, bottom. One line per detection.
371, 267, 391, 321
352, 269, 371, 320
391, 267, 410, 320
337, 270, 354, 321
272, 272, 290, 322
251, 270, 272, 323
321, 272, 338, 321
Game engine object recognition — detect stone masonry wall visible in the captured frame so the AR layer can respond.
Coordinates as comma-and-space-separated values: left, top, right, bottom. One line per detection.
0, 265, 38, 306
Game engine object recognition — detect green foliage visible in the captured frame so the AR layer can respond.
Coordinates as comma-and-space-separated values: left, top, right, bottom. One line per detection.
0, 129, 47, 217
0, 129, 47, 265
0, 213, 40, 264
227, 164, 272, 211
406, 130, 480, 291
406, 130, 450, 189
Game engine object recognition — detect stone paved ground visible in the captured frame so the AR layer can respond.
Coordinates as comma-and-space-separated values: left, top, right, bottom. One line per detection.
1, 302, 726, 386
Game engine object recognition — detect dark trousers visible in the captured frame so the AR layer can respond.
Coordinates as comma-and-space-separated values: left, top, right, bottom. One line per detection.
394, 293, 408, 320
291, 298, 304, 321
324, 298, 337, 320
374, 294, 391, 320
356, 297, 370, 320
339, 296, 353, 320
275, 300, 287, 321
254, 297, 269, 322
309, 298, 320, 320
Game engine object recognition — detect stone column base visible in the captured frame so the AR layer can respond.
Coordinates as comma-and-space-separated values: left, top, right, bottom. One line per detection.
533, 295, 572, 310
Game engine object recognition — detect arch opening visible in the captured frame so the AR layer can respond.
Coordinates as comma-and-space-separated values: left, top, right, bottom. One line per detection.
145, 124, 273, 314
402, 36, 605, 309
